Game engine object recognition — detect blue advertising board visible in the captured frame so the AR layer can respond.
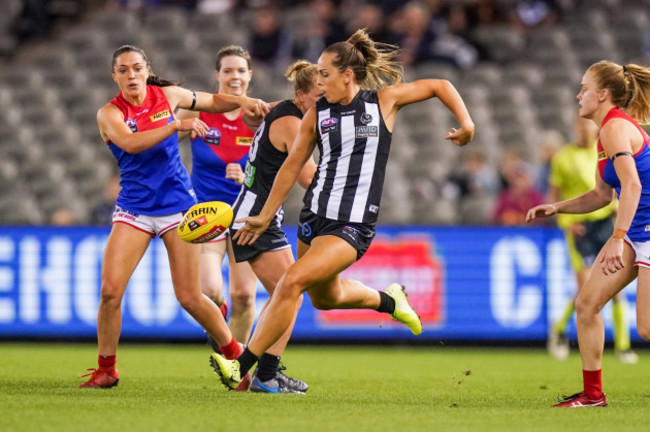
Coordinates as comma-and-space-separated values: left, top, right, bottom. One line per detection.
0, 226, 639, 342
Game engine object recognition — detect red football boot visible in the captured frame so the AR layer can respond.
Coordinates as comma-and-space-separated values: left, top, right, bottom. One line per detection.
553, 391, 607, 407
78, 368, 120, 389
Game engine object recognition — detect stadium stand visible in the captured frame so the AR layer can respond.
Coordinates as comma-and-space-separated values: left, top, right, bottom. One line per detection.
0, 0, 648, 225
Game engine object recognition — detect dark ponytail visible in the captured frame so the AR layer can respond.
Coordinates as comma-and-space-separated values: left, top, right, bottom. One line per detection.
111, 45, 177, 87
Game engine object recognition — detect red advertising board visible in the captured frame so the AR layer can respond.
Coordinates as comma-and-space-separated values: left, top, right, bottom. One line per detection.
318, 237, 444, 328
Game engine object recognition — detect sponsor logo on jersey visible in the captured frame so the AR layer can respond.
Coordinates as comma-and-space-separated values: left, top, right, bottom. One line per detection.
360, 112, 373, 125
125, 118, 138, 132
355, 125, 378, 138
204, 128, 221, 145
244, 161, 256, 188
598, 151, 608, 161
320, 117, 338, 134
368, 204, 379, 214
150, 110, 171, 122
236, 136, 253, 146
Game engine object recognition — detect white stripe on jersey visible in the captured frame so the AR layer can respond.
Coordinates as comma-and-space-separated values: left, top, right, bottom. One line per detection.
325, 113, 355, 219
310, 108, 331, 214
232, 189, 257, 230
349, 102, 380, 221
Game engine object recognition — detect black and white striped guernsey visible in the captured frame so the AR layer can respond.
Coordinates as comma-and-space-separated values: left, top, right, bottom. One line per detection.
304, 89, 392, 224
232, 100, 303, 230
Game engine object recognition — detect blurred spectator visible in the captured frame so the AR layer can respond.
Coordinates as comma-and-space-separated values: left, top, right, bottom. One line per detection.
493, 159, 545, 225
446, 148, 500, 199
387, 1, 437, 66
107, 0, 198, 10
292, 0, 347, 63
465, 0, 509, 27
51, 208, 78, 226
511, 0, 560, 34
345, 2, 389, 44
90, 175, 121, 226
13, 0, 51, 40
196, 0, 234, 13
248, 6, 293, 69
535, 129, 564, 195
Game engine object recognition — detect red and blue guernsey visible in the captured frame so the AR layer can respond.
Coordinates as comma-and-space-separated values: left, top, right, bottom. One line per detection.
597, 107, 650, 241
190, 111, 254, 205
107, 85, 197, 215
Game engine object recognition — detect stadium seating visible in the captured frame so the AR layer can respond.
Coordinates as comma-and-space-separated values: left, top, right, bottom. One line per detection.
0, 1, 648, 225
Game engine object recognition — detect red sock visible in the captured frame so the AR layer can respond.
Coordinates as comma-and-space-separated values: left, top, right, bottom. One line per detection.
219, 337, 243, 360
98, 355, 116, 372
583, 369, 603, 399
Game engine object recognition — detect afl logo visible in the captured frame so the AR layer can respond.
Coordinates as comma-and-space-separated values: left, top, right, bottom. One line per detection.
126, 118, 137, 132
204, 128, 221, 145
320, 117, 339, 134
360, 113, 372, 124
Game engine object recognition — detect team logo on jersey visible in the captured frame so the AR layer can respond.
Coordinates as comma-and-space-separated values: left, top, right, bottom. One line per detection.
360, 113, 373, 125
355, 126, 378, 138
368, 204, 379, 214
598, 151, 608, 161
320, 117, 339, 134
204, 128, 221, 145
125, 118, 138, 132
236, 137, 253, 146
150, 110, 171, 122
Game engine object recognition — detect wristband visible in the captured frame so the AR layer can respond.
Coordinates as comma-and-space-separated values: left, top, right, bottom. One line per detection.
612, 228, 627, 239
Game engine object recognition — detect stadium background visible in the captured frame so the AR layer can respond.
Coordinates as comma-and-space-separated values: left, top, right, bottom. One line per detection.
0, 0, 649, 344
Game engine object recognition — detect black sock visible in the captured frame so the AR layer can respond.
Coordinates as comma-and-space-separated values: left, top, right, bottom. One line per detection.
238, 348, 259, 376
257, 354, 281, 382
377, 291, 396, 314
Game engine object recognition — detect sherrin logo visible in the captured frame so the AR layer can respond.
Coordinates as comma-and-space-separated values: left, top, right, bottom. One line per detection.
177, 207, 219, 231
150, 110, 171, 122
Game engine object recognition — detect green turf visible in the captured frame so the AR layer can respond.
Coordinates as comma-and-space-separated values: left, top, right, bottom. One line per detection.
0, 343, 648, 432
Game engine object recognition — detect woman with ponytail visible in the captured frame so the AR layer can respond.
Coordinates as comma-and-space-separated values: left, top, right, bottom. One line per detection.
79, 45, 270, 388
528, 60, 650, 407
211, 29, 475, 390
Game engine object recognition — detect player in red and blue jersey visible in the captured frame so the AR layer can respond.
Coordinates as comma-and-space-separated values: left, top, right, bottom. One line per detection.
79, 45, 270, 389
528, 61, 650, 407
177, 47, 260, 356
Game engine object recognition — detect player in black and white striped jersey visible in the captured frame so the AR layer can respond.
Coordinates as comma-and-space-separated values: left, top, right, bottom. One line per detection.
211, 29, 474, 390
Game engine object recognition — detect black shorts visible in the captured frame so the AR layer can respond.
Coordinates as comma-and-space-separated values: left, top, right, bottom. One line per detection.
575, 218, 614, 267
297, 207, 376, 260
231, 223, 291, 263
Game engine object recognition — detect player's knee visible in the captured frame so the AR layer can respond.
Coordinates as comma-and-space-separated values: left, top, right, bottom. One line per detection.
575, 294, 600, 319
99, 279, 124, 308
230, 290, 255, 310
175, 289, 201, 313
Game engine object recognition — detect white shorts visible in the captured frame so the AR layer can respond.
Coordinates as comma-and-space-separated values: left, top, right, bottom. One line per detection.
112, 206, 182, 237
625, 236, 650, 268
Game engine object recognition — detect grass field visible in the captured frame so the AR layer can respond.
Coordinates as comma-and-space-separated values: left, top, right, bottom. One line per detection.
0, 343, 649, 432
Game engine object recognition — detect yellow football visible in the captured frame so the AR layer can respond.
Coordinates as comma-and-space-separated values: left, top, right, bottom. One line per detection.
177, 201, 233, 244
